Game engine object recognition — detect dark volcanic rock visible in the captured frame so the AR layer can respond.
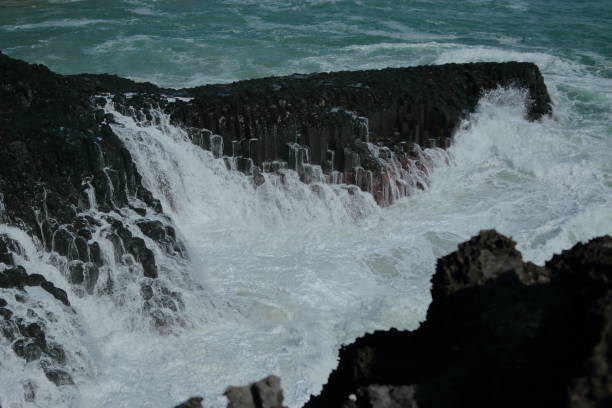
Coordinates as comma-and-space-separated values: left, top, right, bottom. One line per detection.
348, 385, 418, 408
305, 230, 612, 408
176, 63, 551, 160
136, 219, 185, 257
167, 62, 551, 205
174, 397, 204, 408
42, 368, 75, 386
0, 53, 162, 225
0, 234, 24, 265
0, 266, 70, 306
0, 51, 554, 301
0, 263, 74, 386
172, 232, 611, 408
225, 376, 286, 408
0, 52, 184, 300
172, 376, 286, 408
85, 59, 553, 206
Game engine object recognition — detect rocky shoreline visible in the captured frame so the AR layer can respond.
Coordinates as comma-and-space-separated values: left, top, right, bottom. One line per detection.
1, 53, 592, 406
196, 230, 612, 408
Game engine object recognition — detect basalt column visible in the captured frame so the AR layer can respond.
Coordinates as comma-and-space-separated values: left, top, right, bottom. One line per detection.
169, 62, 551, 205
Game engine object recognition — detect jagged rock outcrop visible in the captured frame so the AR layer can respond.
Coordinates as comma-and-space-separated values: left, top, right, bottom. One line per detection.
0, 235, 74, 385
0, 53, 186, 398
0, 265, 69, 307
172, 376, 285, 408
0, 52, 553, 298
105, 60, 552, 206
304, 230, 612, 408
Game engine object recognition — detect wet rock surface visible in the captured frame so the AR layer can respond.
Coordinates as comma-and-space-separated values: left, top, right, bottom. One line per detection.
0, 52, 179, 295
224, 376, 286, 408
174, 397, 205, 408
0, 52, 553, 299
103, 60, 553, 206
169, 62, 551, 205
0, 266, 69, 306
303, 230, 612, 408
0, 52, 187, 397
0, 263, 74, 386
171, 376, 286, 408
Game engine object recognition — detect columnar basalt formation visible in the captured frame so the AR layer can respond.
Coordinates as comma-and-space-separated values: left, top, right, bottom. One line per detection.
1, 53, 188, 392
170, 62, 551, 205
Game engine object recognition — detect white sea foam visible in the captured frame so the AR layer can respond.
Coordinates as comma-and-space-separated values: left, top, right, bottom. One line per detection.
2, 19, 110, 31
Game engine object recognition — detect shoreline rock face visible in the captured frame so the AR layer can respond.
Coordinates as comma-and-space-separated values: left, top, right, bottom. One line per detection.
303, 230, 612, 408
176, 231, 612, 408
170, 62, 551, 206
176, 62, 551, 156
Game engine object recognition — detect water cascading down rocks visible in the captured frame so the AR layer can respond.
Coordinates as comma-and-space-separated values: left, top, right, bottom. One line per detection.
0, 52, 551, 399
166, 62, 551, 206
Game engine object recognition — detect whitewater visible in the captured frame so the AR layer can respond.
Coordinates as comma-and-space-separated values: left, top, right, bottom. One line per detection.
1, 0, 612, 407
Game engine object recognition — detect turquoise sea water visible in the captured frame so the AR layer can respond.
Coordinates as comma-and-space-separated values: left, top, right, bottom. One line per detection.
1, 1, 612, 407
1, 0, 611, 87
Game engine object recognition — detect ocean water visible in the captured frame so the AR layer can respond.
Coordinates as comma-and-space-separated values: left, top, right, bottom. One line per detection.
1, 0, 612, 407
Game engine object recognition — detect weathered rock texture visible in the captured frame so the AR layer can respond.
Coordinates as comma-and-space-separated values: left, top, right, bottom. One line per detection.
0, 235, 75, 386
170, 63, 551, 205
103, 61, 553, 206
303, 230, 612, 408
0, 52, 171, 281
172, 376, 286, 408
224, 375, 285, 408
0, 52, 189, 309
0, 53, 185, 398
0, 239, 74, 387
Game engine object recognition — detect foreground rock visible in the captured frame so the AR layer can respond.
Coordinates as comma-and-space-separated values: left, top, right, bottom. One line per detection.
174, 231, 611, 408
225, 376, 285, 408
174, 376, 285, 408
304, 230, 612, 408
0, 264, 74, 386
